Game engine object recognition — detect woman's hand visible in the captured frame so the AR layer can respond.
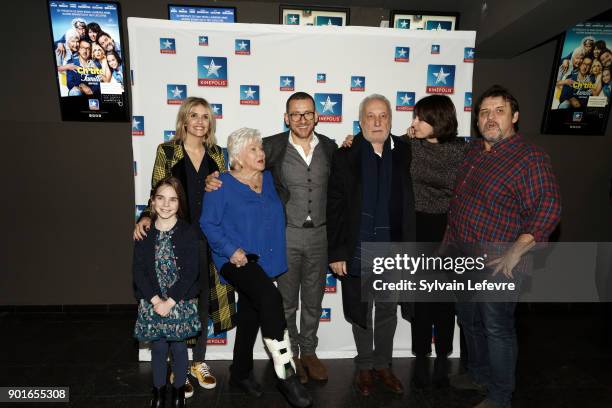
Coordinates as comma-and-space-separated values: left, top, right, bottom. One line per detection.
134, 217, 151, 241
230, 248, 248, 267
154, 298, 176, 317
407, 126, 416, 138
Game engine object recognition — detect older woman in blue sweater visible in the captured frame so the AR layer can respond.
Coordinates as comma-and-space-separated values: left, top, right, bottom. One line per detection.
200, 128, 311, 408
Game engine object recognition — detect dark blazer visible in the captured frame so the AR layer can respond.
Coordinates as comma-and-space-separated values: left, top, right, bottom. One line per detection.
263, 131, 337, 204
133, 219, 200, 302
326, 133, 416, 327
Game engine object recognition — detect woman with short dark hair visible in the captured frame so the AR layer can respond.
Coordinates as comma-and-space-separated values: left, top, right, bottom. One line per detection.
407, 94, 467, 389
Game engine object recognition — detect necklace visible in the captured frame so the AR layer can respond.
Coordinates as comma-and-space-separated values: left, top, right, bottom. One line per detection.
233, 172, 262, 191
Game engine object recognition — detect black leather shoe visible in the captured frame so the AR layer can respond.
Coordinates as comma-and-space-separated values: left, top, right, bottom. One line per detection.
170, 385, 185, 408
229, 373, 263, 398
411, 355, 430, 390
277, 374, 312, 408
150, 385, 166, 408
433, 357, 450, 388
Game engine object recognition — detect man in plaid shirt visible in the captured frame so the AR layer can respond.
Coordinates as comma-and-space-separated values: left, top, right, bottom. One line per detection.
446, 85, 561, 408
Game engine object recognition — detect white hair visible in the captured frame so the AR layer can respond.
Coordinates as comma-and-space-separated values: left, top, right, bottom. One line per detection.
581, 36, 595, 47
358, 93, 392, 124
71, 17, 87, 28
571, 47, 585, 61
227, 127, 262, 169
65, 28, 80, 42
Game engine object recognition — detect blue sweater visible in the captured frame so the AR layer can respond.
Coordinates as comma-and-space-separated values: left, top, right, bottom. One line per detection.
200, 171, 287, 282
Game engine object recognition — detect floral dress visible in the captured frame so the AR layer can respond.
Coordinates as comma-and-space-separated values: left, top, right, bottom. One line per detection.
134, 227, 201, 342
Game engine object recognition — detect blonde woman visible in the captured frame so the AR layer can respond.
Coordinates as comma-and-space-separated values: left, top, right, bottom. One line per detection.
91, 42, 111, 83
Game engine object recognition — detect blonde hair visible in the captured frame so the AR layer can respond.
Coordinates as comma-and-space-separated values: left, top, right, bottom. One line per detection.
173, 97, 217, 148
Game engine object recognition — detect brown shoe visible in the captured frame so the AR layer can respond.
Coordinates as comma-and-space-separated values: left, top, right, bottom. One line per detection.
294, 358, 308, 384
374, 367, 404, 394
355, 369, 374, 397
300, 353, 328, 381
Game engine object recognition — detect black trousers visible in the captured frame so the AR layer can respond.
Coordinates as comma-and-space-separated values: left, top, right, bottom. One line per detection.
412, 302, 455, 356
411, 211, 455, 357
220, 261, 286, 380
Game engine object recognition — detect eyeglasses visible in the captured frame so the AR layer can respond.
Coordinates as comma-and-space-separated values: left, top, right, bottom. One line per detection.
288, 112, 315, 122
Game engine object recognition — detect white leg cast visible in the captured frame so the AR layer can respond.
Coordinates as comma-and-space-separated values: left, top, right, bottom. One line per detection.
263, 330, 296, 380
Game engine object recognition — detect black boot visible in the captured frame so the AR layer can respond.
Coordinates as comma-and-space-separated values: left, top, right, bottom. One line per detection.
263, 331, 312, 407
411, 355, 430, 390
433, 356, 450, 388
277, 374, 312, 408
229, 371, 263, 398
170, 385, 185, 408
150, 385, 166, 408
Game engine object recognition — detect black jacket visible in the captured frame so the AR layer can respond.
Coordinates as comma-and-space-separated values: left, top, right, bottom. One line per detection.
133, 219, 200, 302
326, 133, 416, 327
263, 131, 337, 205
139, 141, 225, 222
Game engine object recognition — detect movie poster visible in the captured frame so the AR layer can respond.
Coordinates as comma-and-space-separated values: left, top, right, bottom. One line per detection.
542, 16, 612, 135
168, 5, 236, 23
48, 1, 129, 121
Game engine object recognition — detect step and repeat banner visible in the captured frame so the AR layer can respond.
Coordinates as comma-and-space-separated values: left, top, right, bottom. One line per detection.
129, 17, 475, 360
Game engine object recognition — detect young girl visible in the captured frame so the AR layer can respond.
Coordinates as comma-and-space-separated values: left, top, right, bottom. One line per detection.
133, 177, 201, 408
106, 50, 123, 85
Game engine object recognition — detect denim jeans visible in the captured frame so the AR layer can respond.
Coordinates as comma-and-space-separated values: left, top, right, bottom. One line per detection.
455, 301, 517, 406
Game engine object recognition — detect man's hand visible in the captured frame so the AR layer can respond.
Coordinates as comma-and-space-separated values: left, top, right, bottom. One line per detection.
560, 59, 570, 74
230, 248, 247, 267
341, 135, 354, 148
569, 97, 581, 109
134, 217, 151, 241
57, 63, 79, 73
79, 84, 93, 95
329, 261, 347, 276
205, 171, 223, 192
55, 43, 66, 59
488, 250, 522, 279
488, 234, 535, 278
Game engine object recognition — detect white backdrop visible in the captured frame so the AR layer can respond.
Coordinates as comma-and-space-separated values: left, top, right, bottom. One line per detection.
129, 17, 474, 359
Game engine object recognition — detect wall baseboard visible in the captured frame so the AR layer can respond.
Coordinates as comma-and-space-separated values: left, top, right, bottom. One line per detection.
0, 304, 137, 313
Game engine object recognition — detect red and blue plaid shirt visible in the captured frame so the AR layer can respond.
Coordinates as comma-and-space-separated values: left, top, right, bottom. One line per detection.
446, 134, 561, 243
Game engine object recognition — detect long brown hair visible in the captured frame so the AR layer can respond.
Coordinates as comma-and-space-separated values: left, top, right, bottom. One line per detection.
150, 176, 188, 221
